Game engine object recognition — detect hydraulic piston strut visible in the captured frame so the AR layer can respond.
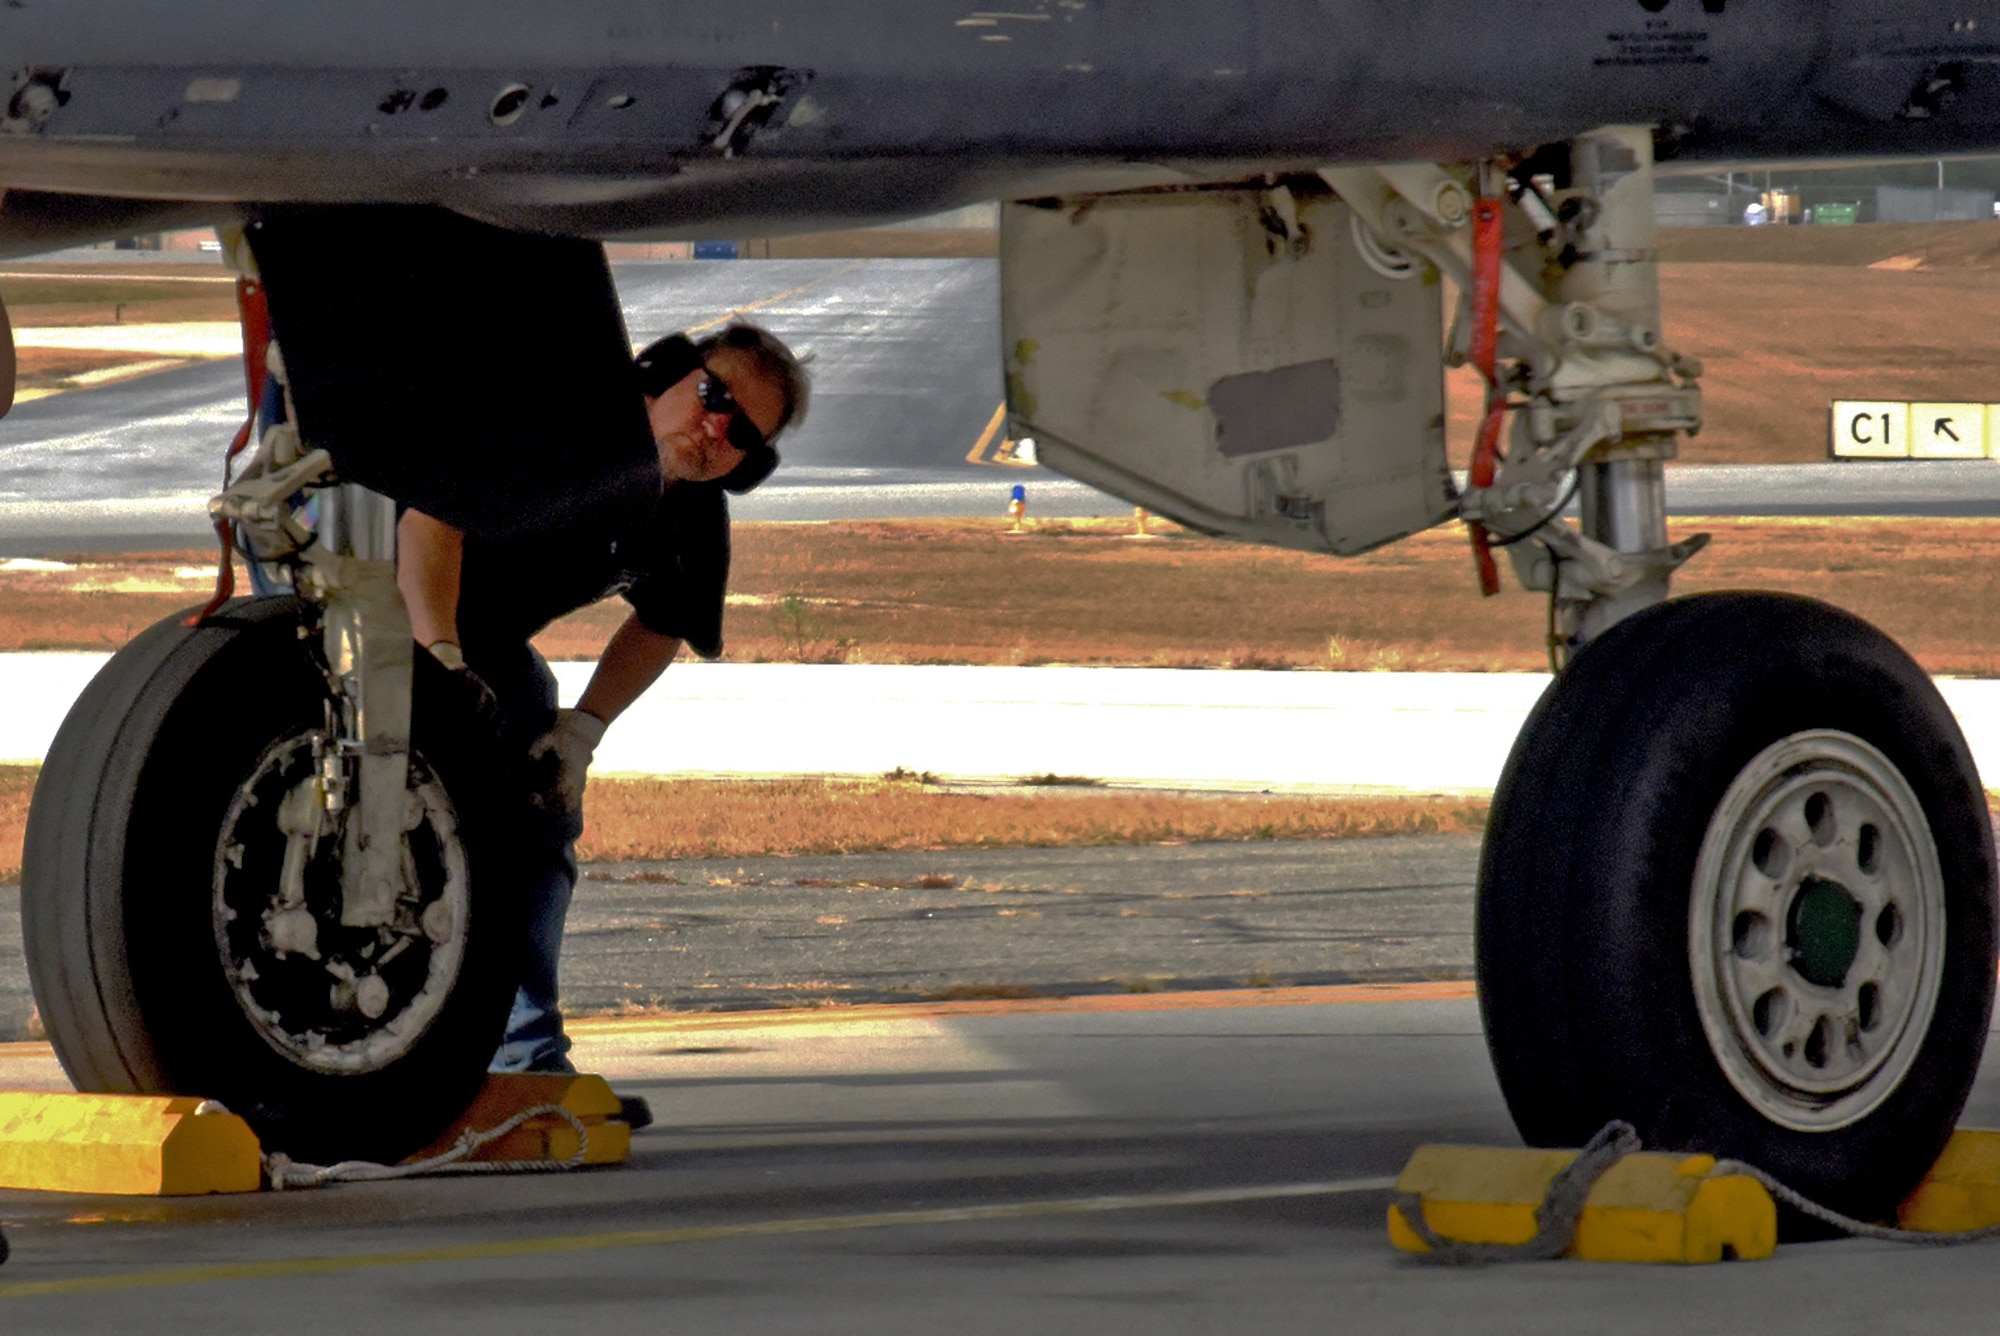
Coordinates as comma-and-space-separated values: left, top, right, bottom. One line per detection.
1325, 125, 1707, 661
314, 483, 413, 929
1560, 127, 1681, 644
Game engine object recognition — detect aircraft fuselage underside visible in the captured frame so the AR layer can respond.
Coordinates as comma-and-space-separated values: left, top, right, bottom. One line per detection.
4, 2, 2000, 247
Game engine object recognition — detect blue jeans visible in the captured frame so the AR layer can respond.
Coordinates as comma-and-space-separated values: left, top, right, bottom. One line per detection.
470, 642, 579, 1075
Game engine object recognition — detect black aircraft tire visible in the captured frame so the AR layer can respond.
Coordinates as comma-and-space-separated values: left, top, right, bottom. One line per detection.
1477, 591, 1997, 1219
21, 597, 525, 1164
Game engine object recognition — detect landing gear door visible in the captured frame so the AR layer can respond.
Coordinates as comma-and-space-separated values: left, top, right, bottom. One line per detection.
1001, 183, 1453, 555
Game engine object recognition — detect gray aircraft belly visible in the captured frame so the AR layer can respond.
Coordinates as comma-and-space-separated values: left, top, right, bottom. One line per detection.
0, 2, 1991, 246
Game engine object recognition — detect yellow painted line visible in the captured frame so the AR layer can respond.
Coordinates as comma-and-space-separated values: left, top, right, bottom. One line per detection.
0, 1176, 1396, 1300
683, 261, 868, 335
567, 981, 1478, 1036
65, 358, 190, 386
964, 402, 1009, 464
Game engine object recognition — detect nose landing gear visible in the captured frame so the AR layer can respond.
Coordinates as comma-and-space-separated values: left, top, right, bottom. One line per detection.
20, 594, 524, 1165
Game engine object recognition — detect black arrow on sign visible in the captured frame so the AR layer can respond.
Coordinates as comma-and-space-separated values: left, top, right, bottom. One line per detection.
1937, 418, 1961, 442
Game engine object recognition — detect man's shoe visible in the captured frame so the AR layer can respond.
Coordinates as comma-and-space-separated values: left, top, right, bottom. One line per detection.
616, 1096, 653, 1130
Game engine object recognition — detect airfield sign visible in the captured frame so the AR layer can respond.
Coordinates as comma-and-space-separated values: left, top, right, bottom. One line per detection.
1914, 403, 1986, 458
1832, 401, 1907, 457
1832, 400, 2000, 458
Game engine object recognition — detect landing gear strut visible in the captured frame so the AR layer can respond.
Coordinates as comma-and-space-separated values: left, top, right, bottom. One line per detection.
1334, 128, 1996, 1215
22, 446, 524, 1163
1327, 125, 1705, 658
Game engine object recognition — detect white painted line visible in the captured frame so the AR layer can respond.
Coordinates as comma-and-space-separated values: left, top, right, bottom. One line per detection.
5, 658, 2000, 795
560, 663, 1550, 792
0, 653, 111, 763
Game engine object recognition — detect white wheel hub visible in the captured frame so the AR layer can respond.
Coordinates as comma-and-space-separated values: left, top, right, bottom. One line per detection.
1690, 730, 1945, 1131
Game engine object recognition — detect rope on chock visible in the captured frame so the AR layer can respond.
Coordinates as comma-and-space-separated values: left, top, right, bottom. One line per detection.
1395, 1119, 1641, 1266
1711, 1159, 2000, 1248
1397, 1118, 2000, 1265
263, 1102, 590, 1190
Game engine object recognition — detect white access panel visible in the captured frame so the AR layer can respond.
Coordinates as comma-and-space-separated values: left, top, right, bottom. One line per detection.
1001, 184, 1453, 556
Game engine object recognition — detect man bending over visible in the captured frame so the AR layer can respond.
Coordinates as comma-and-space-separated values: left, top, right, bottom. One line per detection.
397, 322, 808, 1072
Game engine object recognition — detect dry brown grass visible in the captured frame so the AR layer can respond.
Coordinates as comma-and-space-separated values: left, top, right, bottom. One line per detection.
0, 766, 34, 881
1437, 232, 2000, 466
0, 265, 238, 327
530, 517, 2000, 677
752, 229, 997, 259
13, 347, 184, 392
529, 518, 1541, 670
0, 764, 1483, 880
0, 553, 216, 650
22, 518, 2000, 675
1654, 219, 2000, 269
1652, 262, 2000, 465
574, 776, 1486, 862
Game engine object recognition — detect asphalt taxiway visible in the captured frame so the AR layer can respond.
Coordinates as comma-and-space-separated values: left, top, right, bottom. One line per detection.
0, 834, 1484, 1045
0, 833, 1485, 1331
0, 258, 1122, 552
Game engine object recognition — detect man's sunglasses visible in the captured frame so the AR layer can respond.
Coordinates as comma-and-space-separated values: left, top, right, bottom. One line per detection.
697, 369, 769, 455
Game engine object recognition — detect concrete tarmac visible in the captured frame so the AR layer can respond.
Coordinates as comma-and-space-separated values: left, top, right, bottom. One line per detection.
10, 832, 2000, 1328
8, 986, 2000, 1330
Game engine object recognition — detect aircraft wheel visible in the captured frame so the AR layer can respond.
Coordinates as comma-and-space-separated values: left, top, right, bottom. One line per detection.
21, 597, 523, 1164
1477, 591, 1996, 1218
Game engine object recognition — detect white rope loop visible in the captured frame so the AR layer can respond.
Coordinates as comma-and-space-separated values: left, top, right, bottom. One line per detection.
264, 1102, 591, 1190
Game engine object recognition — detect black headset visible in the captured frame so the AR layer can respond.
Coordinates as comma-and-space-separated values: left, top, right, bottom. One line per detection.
633, 333, 780, 494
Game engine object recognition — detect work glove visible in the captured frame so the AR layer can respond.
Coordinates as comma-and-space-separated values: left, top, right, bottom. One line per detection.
527, 708, 606, 838
420, 640, 505, 738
